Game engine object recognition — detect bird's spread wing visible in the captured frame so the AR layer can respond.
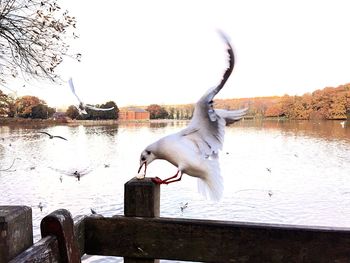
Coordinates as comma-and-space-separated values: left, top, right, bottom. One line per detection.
68, 78, 83, 103
181, 31, 234, 157
85, 104, 115, 111
73, 105, 88, 115
53, 136, 68, 141
38, 131, 51, 137
48, 167, 74, 176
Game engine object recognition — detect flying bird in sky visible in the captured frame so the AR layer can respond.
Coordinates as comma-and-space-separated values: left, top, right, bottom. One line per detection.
137, 31, 248, 201
38, 131, 67, 141
68, 78, 115, 115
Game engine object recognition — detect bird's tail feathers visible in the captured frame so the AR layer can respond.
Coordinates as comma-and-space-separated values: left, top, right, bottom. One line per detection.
197, 160, 223, 201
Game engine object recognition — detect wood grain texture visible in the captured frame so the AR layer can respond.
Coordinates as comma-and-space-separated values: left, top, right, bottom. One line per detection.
73, 215, 86, 257
9, 236, 60, 263
124, 178, 160, 263
124, 177, 160, 217
41, 209, 81, 263
0, 206, 33, 263
85, 215, 350, 263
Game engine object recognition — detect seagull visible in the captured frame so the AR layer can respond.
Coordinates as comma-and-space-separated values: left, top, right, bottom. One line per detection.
180, 202, 188, 212
38, 202, 44, 212
137, 31, 248, 201
90, 208, 97, 214
268, 190, 273, 197
73, 170, 82, 181
68, 78, 115, 114
0, 157, 20, 172
49, 166, 93, 181
266, 168, 272, 173
340, 121, 346, 128
38, 131, 67, 141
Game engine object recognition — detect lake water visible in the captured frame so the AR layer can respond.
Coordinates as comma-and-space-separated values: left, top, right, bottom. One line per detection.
1, 119, 350, 262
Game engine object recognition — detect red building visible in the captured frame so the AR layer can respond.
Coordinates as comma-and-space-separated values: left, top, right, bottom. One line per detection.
119, 107, 150, 121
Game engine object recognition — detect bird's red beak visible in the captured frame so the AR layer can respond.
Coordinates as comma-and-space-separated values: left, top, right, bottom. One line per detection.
138, 161, 147, 174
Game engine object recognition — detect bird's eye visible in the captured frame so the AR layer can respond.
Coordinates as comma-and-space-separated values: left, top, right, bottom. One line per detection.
146, 150, 151, 155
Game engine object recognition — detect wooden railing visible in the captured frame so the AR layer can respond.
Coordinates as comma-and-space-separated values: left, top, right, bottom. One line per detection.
2, 177, 350, 262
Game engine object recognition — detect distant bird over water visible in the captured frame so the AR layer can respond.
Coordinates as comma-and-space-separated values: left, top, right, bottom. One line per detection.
50, 166, 93, 181
0, 157, 20, 172
90, 208, 97, 214
180, 202, 188, 212
38, 131, 67, 141
68, 78, 115, 114
38, 202, 44, 212
137, 31, 248, 201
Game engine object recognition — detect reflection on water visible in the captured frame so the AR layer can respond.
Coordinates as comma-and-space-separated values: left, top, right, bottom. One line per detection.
1, 120, 350, 261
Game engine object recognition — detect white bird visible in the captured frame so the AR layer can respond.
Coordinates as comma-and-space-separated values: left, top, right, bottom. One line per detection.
68, 78, 115, 114
137, 31, 248, 201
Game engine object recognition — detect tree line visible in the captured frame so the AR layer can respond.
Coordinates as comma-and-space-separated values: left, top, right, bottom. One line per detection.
215, 83, 350, 120
1, 83, 349, 121
146, 83, 350, 120
145, 104, 194, 120
0, 90, 119, 120
65, 102, 119, 120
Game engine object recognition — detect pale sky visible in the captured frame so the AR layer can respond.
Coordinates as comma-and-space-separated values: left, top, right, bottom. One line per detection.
4, 0, 350, 108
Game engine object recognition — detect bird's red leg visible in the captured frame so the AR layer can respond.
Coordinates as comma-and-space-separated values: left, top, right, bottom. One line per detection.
163, 170, 180, 182
163, 172, 183, 184
152, 170, 181, 185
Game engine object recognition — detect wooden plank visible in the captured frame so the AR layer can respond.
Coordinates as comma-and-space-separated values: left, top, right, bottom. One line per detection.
85, 216, 350, 263
73, 215, 87, 257
9, 236, 60, 263
124, 177, 160, 217
41, 209, 81, 263
0, 206, 33, 263
124, 178, 160, 263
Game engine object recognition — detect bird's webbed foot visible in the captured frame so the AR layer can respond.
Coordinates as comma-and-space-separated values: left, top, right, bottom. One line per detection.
152, 177, 166, 184
151, 171, 183, 185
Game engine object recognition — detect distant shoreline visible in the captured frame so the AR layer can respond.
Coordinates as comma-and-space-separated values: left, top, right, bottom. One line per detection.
0, 118, 120, 126
0, 117, 346, 127
0, 118, 190, 126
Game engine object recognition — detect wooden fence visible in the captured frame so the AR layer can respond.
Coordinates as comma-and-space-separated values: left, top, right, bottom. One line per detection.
1, 177, 350, 263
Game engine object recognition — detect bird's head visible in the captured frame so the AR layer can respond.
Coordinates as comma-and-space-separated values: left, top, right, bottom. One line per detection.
138, 148, 156, 175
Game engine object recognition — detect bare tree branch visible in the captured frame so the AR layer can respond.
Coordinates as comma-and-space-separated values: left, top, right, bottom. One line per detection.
0, 0, 80, 84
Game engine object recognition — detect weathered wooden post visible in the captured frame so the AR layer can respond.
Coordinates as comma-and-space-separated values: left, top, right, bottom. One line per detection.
124, 177, 160, 263
0, 206, 33, 263
41, 209, 81, 263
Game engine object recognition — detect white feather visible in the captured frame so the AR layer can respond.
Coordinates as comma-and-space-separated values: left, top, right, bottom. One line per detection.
197, 159, 223, 201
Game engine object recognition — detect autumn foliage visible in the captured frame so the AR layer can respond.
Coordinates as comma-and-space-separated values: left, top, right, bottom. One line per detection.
214, 83, 350, 120
147, 83, 350, 120
146, 104, 169, 119
14, 95, 55, 118
1, 83, 350, 121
